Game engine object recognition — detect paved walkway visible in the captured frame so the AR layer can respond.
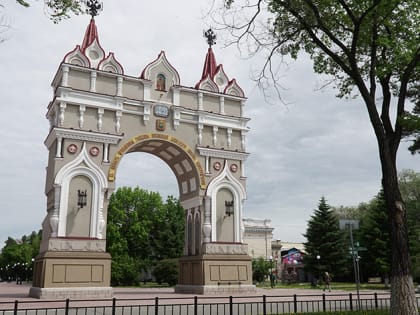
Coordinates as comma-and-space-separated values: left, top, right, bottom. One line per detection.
0, 281, 390, 304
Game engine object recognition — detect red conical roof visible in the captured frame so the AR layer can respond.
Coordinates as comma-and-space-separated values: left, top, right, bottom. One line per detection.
200, 47, 217, 80
81, 18, 99, 52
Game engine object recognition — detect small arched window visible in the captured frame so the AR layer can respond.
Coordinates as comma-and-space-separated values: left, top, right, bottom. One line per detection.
156, 73, 166, 91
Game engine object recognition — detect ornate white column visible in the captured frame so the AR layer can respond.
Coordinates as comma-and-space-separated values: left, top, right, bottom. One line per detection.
219, 96, 225, 115
61, 66, 69, 87
55, 136, 63, 158
116, 76, 123, 96
58, 102, 66, 127
212, 126, 218, 146
115, 111, 122, 133
202, 197, 212, 243
90, 71, 97, 92
78, 105, 86, 129
97, 189, 106, 239
103, 143, 109, 163
49, 185, 61, 237
97, 108, 104, 131
198, 92, 203, 110
227, 128, 232, 148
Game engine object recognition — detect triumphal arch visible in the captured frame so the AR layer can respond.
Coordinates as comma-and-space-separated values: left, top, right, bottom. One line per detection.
30, 9, 254, 298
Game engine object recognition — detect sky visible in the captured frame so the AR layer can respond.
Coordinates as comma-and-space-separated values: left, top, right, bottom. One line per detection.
0, 0, 418, 247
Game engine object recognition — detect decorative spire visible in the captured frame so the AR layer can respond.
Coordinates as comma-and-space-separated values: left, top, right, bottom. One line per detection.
85, 0, 103, 18
81, 18, 99, 52
200, 29, 217, 80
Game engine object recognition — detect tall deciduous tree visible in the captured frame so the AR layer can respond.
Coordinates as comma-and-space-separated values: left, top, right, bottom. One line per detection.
16, 0, 82, 22
106, 187, 184, 286
219, 1, 419, 313
398, 170, 420, 283
304, 197, 348, 280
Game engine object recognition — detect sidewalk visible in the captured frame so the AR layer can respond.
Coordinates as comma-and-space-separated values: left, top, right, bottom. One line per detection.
0, 281, 389, 302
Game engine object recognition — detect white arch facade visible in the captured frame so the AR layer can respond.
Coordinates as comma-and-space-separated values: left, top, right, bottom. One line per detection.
32, 17, 254, 298
206, 162, 246, 243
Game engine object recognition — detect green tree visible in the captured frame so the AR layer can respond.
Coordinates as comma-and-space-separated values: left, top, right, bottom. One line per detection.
106, 187, 184, 286
304, 197, 348, 281
398, 170, 420, 282
359, 190, 391, 282
0, 230, 41, 282
14, 0, 82, 22
252, 257, 271, 283
220, 1, 419, 312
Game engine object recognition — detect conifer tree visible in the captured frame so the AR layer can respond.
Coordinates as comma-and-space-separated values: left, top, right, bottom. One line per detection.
359, 190, 391, 281
304, 197, 348, 280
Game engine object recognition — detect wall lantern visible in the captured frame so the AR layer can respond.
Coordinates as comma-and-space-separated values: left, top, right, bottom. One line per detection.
225, 200, 234, 216
77, 190, 87, 208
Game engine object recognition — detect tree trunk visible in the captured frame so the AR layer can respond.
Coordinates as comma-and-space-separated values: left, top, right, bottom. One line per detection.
379, 141, 418, 315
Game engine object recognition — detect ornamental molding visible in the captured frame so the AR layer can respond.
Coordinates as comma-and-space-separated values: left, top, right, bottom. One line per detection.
179, 86, 247, 101
172, 106, 250, 131
54, 87, 123, 111
45, 127, 123, 149
202, 243, 248, 255
197, 146, 249, 161
47, 238, 106, 252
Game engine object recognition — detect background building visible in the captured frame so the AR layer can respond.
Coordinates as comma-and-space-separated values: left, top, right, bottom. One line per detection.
243, 218, 273, 259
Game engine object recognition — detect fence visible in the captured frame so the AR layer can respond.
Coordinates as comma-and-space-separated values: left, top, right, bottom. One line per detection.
0, 292, 419, 315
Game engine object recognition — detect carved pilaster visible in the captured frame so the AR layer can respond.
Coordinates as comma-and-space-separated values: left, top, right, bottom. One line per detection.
212, 126, 218, 146
115, 111, 122, 133
97, 189, 106, 239
204, 156, 210, 175
103, 143, 109, 163
90, 71, 97, 92
227, 128, 232, 148
97, 108, 104, 131
55, 136, 63, 158
173, 109, 180, 130
49, 185, 61, 237
61, 66, 69, 87
78, 105, 86, 129
143, 105, 150, 125
203, 197, 211, 243
58, 102, 66, 127
116, 76, 123, 96
241, 130, 246, 151
219, 96, 225, 115
198, 92, 203, 110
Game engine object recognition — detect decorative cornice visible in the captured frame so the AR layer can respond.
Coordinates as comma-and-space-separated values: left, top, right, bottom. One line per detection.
202, 243, 248, 255
197, 146, 249, 161
45, 127, 123, 149
179, 85, 247, 101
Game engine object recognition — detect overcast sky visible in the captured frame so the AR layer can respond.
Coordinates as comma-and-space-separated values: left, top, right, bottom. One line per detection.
0, 1, 418, 247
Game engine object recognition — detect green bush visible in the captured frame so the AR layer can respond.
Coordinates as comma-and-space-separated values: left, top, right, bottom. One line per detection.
152, 258, 179, 286
252, 257, 271, 283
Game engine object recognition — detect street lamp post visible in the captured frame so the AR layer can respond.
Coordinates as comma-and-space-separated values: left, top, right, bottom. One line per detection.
340, 219, 362, 311
269, 255, 274, 288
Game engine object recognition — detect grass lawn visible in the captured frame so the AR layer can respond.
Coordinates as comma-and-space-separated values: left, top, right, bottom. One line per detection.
257, 282, 389, 291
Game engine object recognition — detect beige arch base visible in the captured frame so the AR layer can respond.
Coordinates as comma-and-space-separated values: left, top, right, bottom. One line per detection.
29, 250, 112, 299
176, 253, 256, 294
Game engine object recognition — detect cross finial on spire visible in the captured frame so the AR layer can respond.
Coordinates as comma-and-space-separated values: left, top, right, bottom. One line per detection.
204, 28, 216, 48
85, 0, 103, 18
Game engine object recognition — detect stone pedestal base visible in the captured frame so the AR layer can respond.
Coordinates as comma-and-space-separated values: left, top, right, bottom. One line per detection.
29, 286, 113, 299
30, 250, 112, 299
175, 252, 256, 294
